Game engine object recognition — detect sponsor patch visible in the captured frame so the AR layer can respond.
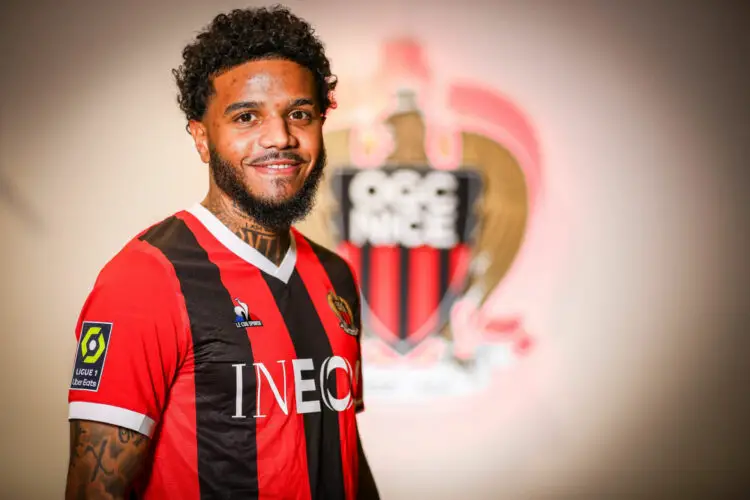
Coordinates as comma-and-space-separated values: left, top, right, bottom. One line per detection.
70, 322, 112, 392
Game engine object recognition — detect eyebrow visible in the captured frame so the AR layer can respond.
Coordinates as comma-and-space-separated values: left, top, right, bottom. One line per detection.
223, 101, 261, 116
289, 98, 315, 108
223, 98, 316, 116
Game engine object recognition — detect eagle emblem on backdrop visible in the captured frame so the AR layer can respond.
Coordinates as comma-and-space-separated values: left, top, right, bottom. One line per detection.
297, 40, 543, 400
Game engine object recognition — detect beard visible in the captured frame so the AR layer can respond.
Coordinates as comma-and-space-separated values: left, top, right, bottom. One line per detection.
209, 146, 326, 231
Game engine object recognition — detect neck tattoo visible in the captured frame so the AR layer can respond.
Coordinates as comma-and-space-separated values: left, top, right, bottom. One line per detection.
235, 223, 287, 265
205, 200, 290, 266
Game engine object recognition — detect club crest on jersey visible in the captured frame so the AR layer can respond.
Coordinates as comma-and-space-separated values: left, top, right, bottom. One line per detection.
233, 298, 262, 328
327, 292, 358, 336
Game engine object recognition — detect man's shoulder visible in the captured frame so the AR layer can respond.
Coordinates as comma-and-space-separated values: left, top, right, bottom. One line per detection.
97, 212, 188, 287
297, 233, 359, 289
299, 234, 351, 270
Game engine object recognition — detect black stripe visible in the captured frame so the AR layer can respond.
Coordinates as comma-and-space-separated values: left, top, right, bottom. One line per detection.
359, 244, 371, 331
260, 270, 346, 500
140, 217, 259, 499
438, 249, 451, 330
398, 246, 410, 341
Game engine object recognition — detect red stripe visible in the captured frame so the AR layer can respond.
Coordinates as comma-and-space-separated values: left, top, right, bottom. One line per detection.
449, 244, 471, 290
408, 246, 439, 342
179, 212, 312, 500
294, 232, 360, 500
368, 246, 400, 341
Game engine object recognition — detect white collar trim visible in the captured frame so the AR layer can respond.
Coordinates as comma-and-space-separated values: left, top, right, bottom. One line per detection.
187, 203, 297, 284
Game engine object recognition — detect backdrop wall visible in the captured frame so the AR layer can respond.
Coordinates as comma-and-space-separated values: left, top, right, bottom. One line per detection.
1, 1, 748, 498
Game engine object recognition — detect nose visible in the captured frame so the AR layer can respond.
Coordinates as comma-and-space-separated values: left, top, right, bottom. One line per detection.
258, 115, 298, 150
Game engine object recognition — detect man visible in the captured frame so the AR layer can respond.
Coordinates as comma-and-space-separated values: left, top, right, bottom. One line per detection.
65, 6, 379, 499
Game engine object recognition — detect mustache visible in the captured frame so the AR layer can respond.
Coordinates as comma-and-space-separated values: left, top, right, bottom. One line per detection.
249, 151, 306, 165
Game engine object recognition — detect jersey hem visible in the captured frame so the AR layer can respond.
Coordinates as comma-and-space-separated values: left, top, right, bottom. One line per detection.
68, 401, 156, 437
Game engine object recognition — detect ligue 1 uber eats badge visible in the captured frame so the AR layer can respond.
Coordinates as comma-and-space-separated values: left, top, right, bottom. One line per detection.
304, 40, 544, 401
71, 322, 113, 392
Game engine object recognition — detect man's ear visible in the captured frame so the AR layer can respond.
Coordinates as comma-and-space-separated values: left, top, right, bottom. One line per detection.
187, 120, 210, 163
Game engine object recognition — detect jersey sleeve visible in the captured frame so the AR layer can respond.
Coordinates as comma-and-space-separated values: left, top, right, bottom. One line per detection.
68, 242, 188, 437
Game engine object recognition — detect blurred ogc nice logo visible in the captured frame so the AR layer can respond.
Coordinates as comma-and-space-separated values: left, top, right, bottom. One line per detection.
303, 40, 546, 401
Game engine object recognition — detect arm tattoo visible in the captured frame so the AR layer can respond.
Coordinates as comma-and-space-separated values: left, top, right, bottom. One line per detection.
66, 420, 150, 500
84, 440, 114, 481
118, 428, 145, 446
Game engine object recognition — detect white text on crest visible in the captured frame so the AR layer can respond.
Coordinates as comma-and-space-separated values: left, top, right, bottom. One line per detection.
347, 169, 459, 248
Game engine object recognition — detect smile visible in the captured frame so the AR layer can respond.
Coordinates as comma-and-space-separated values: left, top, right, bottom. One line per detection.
251, 162, 302, 175
262, 163, 298, 170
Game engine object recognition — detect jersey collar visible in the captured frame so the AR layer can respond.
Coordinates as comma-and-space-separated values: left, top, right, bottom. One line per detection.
187, 203, 297, 284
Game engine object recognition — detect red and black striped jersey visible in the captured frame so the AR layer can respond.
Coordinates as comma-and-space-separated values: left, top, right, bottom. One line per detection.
68, 204, 365, 500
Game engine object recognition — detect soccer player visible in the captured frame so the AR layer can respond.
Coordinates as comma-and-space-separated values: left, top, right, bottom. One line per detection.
65, 6, 379, 500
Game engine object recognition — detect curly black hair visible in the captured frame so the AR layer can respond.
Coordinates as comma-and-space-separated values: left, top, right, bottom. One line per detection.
172, 5, 337, 125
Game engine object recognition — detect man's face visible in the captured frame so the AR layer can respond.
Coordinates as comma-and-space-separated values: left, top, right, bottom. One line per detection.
190, 59, 325, 228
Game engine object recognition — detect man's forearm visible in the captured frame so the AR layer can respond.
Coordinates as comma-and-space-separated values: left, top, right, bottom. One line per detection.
66, 420, 149, 500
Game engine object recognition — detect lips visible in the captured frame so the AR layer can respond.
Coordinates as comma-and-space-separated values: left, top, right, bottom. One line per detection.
251, 160, 302, 175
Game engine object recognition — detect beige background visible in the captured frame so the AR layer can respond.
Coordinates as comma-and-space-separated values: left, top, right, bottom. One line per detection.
1, 1, 749, 498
